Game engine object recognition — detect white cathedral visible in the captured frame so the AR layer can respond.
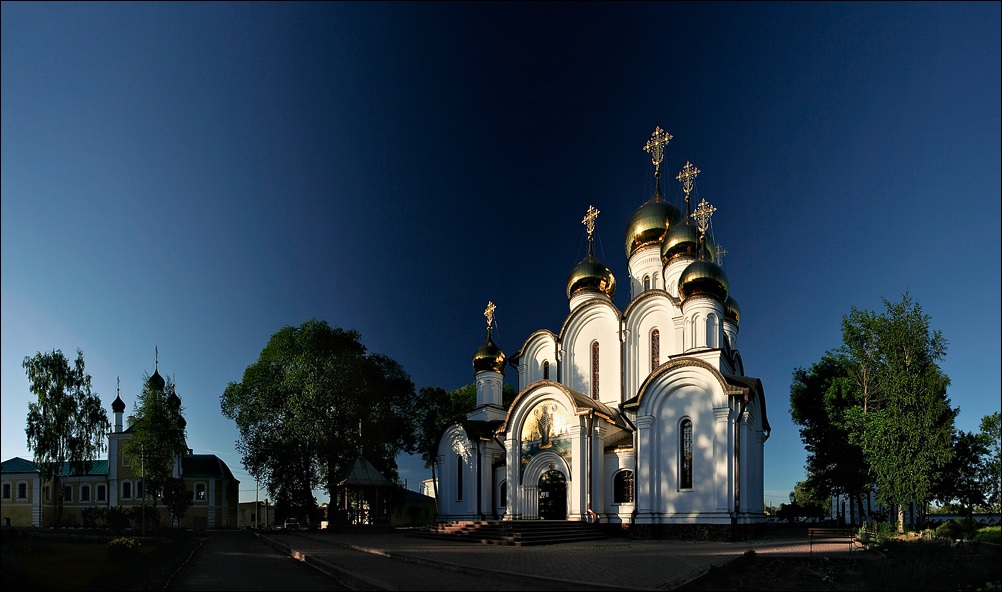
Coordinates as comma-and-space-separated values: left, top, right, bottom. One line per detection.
435, 126, 771, 537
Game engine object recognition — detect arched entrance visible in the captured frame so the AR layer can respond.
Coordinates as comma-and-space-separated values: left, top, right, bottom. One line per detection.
538, 470, 567, 520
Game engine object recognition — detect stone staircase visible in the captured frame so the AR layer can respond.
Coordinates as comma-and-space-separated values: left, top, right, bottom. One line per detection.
409, 520, 608, 547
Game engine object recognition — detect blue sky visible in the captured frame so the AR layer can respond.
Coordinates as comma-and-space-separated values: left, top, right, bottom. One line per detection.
3, 2, 999, 507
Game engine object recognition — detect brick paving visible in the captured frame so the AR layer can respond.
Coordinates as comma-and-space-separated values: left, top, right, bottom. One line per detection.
259, 526, 883, 591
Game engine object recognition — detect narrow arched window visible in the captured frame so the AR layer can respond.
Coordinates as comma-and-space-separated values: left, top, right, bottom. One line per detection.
457, 454, 463, 501
614, 470, 634, 503
643, 275, 651, 291
499, 481, 507, 507
680, 419, 693, 489
651, 329, 660, 371
542, 360, 550, 380
706, 314, 717, 348
591, 342, 600, 399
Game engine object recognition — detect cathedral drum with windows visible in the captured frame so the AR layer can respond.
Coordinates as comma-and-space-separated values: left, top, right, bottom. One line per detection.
435, 127, 771, 538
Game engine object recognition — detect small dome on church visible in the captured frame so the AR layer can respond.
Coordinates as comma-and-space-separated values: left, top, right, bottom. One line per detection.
725, 295, 741, 324
566, 252, 616, 299
111, 395, 126, 413
148, 369, 165, 391
661, 223, 716, 266
168, 390, 181, 410
625, 186, 682, 259
678, 259, 729, 302
472, 330, 506, 374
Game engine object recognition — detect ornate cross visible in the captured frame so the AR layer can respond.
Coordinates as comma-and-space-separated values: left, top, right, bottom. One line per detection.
692, 198, 717, 235
676, 161, 700, 201
715, 244, 727, 267
644, 126, 672, 177
582, 205, 600, 238
484, 301, 496, 329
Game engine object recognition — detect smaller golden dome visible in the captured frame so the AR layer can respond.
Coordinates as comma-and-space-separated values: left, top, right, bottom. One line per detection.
725, 295, 741, 324
566, 250, 616, 299
625, 187, 682, 259
678, 259, 729, 302
472, 329, 506, 373
661, 223, 717, 266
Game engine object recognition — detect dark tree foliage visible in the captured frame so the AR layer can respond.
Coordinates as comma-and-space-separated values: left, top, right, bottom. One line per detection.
979, 412, 1001, 512
221, 319, 417, 519
932, 431, 987, 517
123, 371, 188, 522
23, 349, 108, 526
162, 477, 194, 528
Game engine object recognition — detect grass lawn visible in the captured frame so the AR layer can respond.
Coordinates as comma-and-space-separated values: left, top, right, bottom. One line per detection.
1, 529, 202, 591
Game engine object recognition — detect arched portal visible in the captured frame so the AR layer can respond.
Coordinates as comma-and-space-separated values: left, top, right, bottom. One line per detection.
538, 469, 567, 520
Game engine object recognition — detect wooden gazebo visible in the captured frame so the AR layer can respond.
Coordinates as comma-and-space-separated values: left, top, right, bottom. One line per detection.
332, 454, 395, 527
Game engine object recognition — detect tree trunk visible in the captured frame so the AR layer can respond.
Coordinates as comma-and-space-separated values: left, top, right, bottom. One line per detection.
897, 504, 905, 533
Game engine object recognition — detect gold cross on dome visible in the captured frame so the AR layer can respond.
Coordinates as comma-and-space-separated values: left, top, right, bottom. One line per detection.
692, 198, 717, 234
582, 205, 600, 237
484, 301, 496, 329
676, 161, 700, 200
644, 126, 673, 175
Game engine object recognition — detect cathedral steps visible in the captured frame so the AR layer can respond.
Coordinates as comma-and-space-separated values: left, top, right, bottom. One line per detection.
410, 520, 608, 547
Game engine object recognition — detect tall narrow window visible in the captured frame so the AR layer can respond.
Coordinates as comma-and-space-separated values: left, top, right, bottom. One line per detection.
614, 470, 634, 503
81, 485, 91, 502
591, 342, 600, 399
643, 275, 651, 291
499, 481, 507, 507
457, 455, 464, 501
63, 485, 72, 502
651, 329, 660, 371
543, 360, 550, 380
18, 483, 28, 499
680, 419, 693, 489
122, 482, 132, 499
195, 483, 206, 500
97, 485, 106, 502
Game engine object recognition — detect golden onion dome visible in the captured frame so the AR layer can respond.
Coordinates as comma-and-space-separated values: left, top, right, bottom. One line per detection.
661, 223, 717, 266
566, 249, 616, 299
678, 259, 729, 302
624, 186, 682, 259
725, 295, 741, 324
472, 329, 506, 373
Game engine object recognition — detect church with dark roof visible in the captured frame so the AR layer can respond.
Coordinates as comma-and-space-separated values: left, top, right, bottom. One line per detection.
435, 127, 771, 538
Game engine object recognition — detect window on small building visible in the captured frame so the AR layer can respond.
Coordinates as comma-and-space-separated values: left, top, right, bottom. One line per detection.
17, 483, 27, 499
542, 360, 550, 380
97, 484, 106, 502
195, 483, 206, 500
2, 483, 10, 498
44, 485, 51, 501
614, 470, 634, 504
591, 341, 600, 399
651, 329, 660, 371
81, 485, 91, 502
136, 481, 144, 499
680, 419, 693, 490
63, 485, 72, 502
122, 482, 132, 499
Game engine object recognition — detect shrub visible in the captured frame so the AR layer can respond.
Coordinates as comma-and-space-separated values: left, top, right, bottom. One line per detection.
974, 525, 1001, 544
107, 536, 140, 561
106, 506, 130, 532
935, 518, 972, 540
81, 506, 106, 528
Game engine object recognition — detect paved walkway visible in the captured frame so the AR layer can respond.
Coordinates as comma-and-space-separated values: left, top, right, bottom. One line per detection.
254, 526, 882, 591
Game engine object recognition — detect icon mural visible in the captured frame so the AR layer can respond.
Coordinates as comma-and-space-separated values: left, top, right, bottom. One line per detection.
520, 400, 572, 476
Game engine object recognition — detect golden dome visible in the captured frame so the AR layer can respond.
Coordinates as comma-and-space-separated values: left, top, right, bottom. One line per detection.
566, 249, 616, 299
624, 187, 682, 259
472, 329, 506, 373
725, 295, 741, 324
678, 259, 729, 302
661, 223, 716, 266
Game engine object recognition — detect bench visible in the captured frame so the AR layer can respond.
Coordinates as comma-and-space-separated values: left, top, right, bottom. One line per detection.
807, 527, 855, 555
853, 525, 879, 551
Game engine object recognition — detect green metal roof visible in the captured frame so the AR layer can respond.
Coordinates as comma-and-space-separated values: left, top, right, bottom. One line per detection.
1, 457, 40, 473
1, 457, 108, 476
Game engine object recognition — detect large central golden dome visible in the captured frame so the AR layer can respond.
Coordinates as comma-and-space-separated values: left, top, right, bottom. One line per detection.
625, 186, 682, 259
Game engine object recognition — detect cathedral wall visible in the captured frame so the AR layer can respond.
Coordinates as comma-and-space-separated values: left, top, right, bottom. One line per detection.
435, 425, 478, 521
623, 297, 680, 401
516, 332, 557, 390
561, 304, 620, 406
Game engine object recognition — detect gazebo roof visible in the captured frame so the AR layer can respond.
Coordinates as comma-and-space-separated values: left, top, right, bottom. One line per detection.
336, 454, 394, 488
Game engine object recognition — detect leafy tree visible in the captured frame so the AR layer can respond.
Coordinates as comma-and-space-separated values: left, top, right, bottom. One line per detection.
123, 370, 188, 532
932, 431, 987, 517
162, 477, 194, 529
847, 294, 956, 532
979, 411, 1001, 512
23, 349, 109, 526
789, 353, 871, 525
220, 319, 417, 522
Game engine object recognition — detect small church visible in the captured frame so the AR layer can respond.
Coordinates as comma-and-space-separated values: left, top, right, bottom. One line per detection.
435, 126, 771, 538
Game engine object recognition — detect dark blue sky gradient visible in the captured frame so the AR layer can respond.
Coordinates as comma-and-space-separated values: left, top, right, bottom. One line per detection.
3, 2, 999, 505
